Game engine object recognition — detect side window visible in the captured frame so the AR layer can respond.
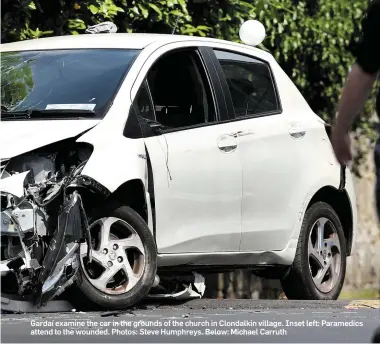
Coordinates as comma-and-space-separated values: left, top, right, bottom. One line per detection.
214, 49, 280, 118
146, 49, 216, 130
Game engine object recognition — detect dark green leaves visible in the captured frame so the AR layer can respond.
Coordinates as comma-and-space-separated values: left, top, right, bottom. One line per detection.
1, 0, 375, 174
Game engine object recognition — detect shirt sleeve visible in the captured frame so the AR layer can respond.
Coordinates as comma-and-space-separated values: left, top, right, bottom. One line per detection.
354, 0, 380, 75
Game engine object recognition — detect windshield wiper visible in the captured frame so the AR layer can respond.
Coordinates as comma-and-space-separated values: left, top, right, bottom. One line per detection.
1, 109, 96, 120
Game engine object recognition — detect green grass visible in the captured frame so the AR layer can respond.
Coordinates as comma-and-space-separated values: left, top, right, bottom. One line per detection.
339, 288, 379, 300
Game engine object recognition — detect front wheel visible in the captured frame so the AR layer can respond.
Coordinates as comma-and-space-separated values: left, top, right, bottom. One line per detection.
281, 202, 347, 300
73, 204, 157, 310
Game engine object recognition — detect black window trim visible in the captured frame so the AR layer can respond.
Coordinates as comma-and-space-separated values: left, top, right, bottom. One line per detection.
148, 46, 226, 135
199, 47, 231, 122
123, 78, 158, 139
125, 45, 285, 138
133, 78, 158, 125
203, 47, 236, 121
143, 78, 157, 121
124, 45, 227, 137
125, 46, 225, 137
208, 47, 283, 123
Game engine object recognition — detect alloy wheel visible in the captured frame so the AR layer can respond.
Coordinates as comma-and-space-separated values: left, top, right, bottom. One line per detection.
79, 217, 146, 295
308, 217, 342, 293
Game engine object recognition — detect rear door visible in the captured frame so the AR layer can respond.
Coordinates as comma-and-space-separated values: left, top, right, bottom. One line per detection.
208, 47, 306, 252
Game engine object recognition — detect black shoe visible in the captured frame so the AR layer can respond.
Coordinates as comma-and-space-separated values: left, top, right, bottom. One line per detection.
372, 326, 380, 343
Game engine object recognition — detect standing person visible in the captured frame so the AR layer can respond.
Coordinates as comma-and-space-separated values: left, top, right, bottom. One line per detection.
373, 326, 380, 343
331, 3, 380, 339
331, 0, 380, 219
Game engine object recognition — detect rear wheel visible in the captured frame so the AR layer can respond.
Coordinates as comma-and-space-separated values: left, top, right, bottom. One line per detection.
73, 204, 157, 310
281, 202, 347, 300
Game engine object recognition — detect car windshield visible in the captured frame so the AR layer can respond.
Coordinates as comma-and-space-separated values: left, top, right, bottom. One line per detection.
1, 48, 140, 119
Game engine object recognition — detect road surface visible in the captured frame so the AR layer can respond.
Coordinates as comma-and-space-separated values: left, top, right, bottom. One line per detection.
1, 299, 379, 343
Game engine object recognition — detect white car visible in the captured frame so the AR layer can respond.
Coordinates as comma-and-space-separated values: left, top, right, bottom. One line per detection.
0, 21, 356, 310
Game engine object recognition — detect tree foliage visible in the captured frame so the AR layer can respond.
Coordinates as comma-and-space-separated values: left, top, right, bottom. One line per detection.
1, 52, 34, 109
1, 0, 377, 174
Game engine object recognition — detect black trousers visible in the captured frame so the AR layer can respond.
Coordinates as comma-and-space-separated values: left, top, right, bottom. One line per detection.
374, 142, 380, 221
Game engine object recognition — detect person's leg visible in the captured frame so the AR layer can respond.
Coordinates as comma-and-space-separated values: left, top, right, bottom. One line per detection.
374, 142, 380, 222
374, 142, 380, 299
372, 326, 380, 343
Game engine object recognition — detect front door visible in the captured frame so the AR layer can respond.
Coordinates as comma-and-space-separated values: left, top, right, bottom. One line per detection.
131, 47, 243, 254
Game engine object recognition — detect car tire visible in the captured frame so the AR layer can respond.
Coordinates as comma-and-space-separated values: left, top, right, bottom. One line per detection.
72, 202, 157, 310
281, 201, 347, 300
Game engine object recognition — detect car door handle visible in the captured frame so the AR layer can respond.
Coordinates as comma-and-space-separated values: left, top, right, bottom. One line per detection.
217, 134, 238, 153
289, 124, 306, 139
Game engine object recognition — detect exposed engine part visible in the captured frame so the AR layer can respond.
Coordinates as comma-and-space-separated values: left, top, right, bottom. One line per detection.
0, 141, 94, 307
6, 152, 57, 185
1, 193, 13, 211
8, 211, 33, 269
4, 213, 37, 295
1, 205, 35, 235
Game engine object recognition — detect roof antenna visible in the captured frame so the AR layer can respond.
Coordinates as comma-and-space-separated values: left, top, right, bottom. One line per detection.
172, 16, 180, 34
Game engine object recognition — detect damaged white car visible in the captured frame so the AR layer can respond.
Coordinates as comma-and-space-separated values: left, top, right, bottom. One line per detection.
0, 21, 357, 310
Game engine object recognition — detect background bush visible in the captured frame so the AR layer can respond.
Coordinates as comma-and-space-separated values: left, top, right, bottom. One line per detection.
1, 0, 378, 174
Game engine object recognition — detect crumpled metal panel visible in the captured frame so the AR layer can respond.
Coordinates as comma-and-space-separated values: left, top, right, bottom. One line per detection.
34, 191, 87, 307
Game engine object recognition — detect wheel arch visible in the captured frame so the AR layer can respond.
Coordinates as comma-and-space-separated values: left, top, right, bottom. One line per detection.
306, 186, 354, 256
70, 176, 154, 235
110, 178, 149, 224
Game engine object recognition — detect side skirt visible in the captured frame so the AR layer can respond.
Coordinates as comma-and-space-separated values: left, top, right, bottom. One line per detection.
157, 250, 294, 269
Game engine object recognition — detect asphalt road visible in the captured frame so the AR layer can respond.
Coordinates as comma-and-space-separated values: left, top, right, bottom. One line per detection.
1, 299, 380, 343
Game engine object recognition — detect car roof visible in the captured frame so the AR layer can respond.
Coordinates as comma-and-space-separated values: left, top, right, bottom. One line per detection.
0, 32, 265, 55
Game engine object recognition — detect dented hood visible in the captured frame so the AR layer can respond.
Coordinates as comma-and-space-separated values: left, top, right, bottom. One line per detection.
0, 120, 100, 159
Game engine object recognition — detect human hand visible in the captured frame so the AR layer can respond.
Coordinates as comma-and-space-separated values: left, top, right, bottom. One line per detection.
330, 126, 352, 165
